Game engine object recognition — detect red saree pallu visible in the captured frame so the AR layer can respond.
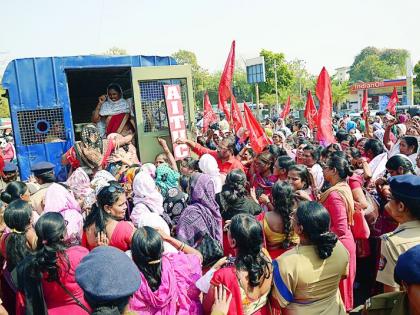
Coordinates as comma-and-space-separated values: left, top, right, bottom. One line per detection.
106, 113, 130, 135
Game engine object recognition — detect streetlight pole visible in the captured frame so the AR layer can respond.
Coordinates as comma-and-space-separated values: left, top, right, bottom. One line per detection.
274, 60, 279, 114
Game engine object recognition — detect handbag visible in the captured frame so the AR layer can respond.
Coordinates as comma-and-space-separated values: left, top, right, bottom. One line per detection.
363, 188, 379, 225
351, 207, 370, 240
56, 281, 91, 314
196, 234, 224, 268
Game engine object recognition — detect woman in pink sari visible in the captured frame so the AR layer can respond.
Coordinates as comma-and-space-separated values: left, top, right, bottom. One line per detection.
65, 167, 95, 212
129, 227, 202, 314
43, 183, 84, 246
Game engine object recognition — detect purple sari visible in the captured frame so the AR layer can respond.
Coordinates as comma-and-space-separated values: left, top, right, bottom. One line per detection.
176, 173, 222, 247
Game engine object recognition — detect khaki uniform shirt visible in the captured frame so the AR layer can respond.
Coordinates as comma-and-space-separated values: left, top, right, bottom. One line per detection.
30, 183, 53, 214
350, 291, 408, 315
376, 220, 420, 288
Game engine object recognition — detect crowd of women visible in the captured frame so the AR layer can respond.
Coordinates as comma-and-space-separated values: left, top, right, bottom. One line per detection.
0, 103, 419, 315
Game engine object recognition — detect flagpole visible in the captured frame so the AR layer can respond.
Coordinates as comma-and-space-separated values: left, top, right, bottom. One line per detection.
274, 60, 279, 114
255, 83, 260, 120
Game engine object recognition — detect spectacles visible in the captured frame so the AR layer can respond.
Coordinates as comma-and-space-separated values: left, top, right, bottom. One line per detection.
106, 185, 125, 193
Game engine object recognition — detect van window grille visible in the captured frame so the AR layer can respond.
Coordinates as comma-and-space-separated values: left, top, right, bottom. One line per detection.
17, 108, 66, 145
139, 79, 189, 133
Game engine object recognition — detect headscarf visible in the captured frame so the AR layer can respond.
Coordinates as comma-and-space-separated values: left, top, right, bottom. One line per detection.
155, 164, 180, 198
140, 163, 156, 179
300, 125, 311, 139
264, 128, 273, 138
91, 170, 115, 195
128, 252, 202, 314
346, 121, 357, 133
74, 124, 111, 169
398, 114, 408, 124
133, 171, 164, 215
374, 129, 385, 143
124, 166, 140, 185
176, 173, 222, 246
44, 183, 83, 245
198, 154, 222, 193
65, 167, 95, 209
99, 84, 132, 117
396, 124, 407, 137
372, 122, 383, 131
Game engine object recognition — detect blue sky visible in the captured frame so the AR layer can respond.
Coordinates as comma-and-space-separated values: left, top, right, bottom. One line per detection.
1, 0, 419, 76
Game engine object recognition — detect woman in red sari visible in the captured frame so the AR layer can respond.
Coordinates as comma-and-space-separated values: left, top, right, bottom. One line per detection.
203, 214, 273, 315
319, 154, 356, 312
82, 182, 135, 252
92, 83, 135, 138
14, 212, 90, 315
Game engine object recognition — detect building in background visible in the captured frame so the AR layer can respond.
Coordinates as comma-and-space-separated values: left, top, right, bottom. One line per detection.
334, 67, 350, 82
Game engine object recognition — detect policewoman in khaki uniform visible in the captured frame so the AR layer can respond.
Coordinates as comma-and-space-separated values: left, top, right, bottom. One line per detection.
351, 244, 420, 314
376, 175, 420, 292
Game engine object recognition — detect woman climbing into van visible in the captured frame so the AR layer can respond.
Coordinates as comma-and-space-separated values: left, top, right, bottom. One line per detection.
62, 124, 132, 173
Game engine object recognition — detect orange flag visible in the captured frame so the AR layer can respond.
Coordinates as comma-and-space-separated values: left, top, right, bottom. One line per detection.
203, 91, 218, 132
386, 87, 398, 116
280, 96, 291, 119
218, 40, 235, 120
243, 102, 272, 153
315, 67, 335, 146
304, 90, 318, 129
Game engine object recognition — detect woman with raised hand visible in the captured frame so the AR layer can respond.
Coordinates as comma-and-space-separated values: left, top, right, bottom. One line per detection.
14, 212, 90, 315
272, 201, 348, 314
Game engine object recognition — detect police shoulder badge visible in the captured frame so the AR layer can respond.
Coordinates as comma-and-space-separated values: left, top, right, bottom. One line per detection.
378, 255, 387, 271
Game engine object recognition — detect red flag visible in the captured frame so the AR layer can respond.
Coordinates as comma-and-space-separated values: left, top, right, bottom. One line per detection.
315, 67, 335, 146
361, 89, 368, 115
304, 90, 318, 129
218, 40, 235, 120
243, 102, 272, 153
386, 87, 398, 116
203, 91, 218, 132
280, 96, 291, 119
230, 94, 245, 132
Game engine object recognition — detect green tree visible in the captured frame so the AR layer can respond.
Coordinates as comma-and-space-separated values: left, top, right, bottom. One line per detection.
104, 47, 127, 55
172, 50, 211, 109
349, 47, 409, 82
414, 60, 420, 89
258, 49, 293, 103
331, 80, 350, 110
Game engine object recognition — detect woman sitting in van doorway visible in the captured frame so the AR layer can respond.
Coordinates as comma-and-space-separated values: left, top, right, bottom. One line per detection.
62, 124, 132, 174
92, 83, 136, 138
